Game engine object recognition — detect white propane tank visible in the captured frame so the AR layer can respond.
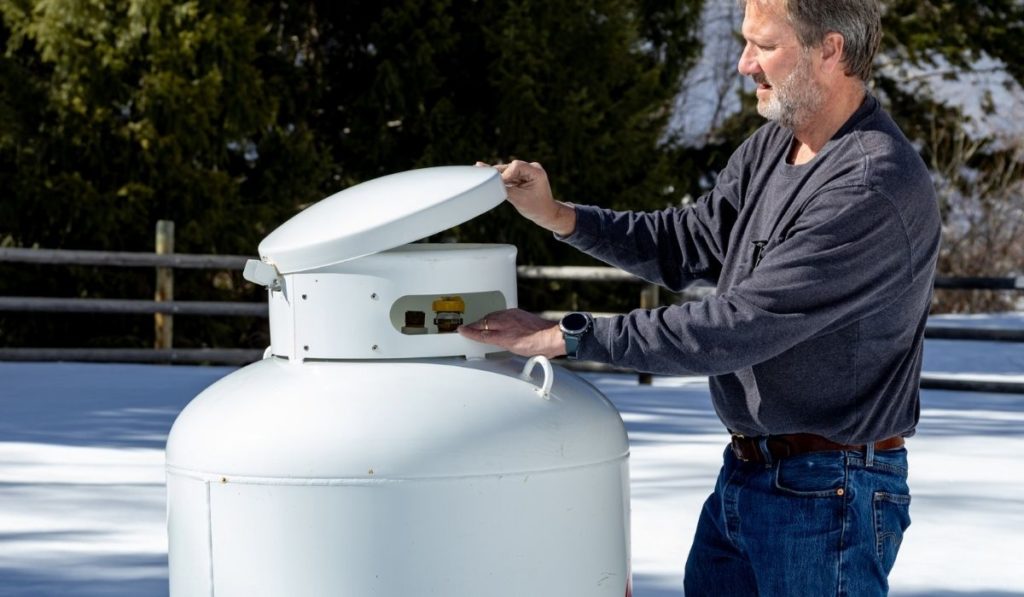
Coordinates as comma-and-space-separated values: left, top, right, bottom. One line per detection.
165, 166, 632, 596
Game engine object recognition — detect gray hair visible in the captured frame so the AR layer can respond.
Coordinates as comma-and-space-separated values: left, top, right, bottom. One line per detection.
743, 0, 882, 81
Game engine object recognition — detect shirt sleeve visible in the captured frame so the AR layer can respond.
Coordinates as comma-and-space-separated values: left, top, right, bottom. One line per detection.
558, 155, 743, 291
577, 186, 916, 375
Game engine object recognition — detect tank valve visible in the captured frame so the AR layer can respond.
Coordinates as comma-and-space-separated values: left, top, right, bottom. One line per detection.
402, 310, 428, 335
432, 296, 465, 333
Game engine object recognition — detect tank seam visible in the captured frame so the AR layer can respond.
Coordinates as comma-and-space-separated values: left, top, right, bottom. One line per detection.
205, 479, 215, 597
166, 452, 630, 485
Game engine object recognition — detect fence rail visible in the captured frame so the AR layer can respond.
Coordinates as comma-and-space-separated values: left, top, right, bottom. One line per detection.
1, 243, 1022, 393
0, 296, 267, 317
0, 347, 262, 364
3, 247, 1022, 290
934, 276, 1024, 290
0, 247, 248, 270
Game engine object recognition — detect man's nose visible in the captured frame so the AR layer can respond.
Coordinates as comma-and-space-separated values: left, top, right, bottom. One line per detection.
737, 42, 760, 76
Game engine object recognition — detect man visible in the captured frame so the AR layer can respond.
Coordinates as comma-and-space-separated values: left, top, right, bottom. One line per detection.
459, 0, 940, 594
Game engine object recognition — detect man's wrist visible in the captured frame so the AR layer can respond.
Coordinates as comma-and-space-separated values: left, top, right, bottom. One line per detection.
549, 202, 577, 237
549, 324, 568, 358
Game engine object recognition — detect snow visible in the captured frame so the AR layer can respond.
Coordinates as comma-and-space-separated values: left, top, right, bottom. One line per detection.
1, 314, 1023, 596
877, 52, 1024, 152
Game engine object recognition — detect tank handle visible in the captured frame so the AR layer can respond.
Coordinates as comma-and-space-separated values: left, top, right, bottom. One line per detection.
520, 355, 554, 399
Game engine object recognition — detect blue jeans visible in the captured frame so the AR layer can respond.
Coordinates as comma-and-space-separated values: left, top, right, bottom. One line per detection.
684, 445, 911, 596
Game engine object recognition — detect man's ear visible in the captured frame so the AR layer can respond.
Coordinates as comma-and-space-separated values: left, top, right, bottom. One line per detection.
819, 31, 845, 74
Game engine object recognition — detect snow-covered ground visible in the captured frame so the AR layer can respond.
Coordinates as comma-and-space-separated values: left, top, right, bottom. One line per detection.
1, 314, 1023, 596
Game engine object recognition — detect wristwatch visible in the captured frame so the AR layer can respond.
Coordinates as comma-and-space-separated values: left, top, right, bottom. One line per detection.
559, 311, 594, 360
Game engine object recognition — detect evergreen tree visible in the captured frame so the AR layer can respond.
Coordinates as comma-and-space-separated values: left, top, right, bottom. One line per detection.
0, 0, 329, 348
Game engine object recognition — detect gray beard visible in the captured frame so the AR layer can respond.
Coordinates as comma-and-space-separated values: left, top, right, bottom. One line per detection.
757, 57, 823, 130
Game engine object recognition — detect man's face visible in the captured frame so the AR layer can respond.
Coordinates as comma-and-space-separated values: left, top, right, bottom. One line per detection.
737, 0, 824, 129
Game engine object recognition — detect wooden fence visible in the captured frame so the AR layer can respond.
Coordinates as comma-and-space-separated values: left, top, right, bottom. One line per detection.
1, 224, 1022, 393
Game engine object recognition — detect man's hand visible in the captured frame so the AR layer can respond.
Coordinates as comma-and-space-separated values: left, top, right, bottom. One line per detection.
457, 308, 567, 359
475, 160, 576, 236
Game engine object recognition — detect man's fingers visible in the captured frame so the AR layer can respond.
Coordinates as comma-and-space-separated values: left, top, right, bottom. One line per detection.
474, 160, 540, 178
473, 161, 512, 174
456, 325, 482, 340
457, 325, 507, 346
465, 310, 514, 330
458, 314, 499, 335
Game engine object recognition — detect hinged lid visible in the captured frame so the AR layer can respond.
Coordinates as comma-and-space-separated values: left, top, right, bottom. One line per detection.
258, 166, 505, 273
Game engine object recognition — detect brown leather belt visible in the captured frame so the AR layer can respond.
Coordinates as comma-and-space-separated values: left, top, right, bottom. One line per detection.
730, 433, 905, 464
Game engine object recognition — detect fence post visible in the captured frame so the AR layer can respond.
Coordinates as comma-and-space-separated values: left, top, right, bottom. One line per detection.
155, 220, 174, 349
637, 283, 660, 385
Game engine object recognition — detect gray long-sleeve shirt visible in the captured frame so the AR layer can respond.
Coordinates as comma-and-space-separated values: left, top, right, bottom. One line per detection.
562, 96, 941, 444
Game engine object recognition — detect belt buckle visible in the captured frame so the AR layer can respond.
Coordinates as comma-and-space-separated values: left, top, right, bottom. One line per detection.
730, 433, 750, 462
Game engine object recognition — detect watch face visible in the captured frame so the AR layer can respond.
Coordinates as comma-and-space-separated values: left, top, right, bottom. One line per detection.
562, 312, 589, 334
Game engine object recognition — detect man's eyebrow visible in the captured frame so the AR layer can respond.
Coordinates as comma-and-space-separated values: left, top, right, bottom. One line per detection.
742, 26, 790, 47
743, 33, 774, 45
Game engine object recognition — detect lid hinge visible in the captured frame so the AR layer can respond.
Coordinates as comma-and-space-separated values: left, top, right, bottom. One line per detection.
243, 259, 284, 292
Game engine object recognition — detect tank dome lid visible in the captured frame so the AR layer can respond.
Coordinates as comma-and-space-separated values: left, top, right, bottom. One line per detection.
258, 166, 505, 274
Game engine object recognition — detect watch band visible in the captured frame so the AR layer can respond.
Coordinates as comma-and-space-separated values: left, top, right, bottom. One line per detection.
564, 333, 583, 360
